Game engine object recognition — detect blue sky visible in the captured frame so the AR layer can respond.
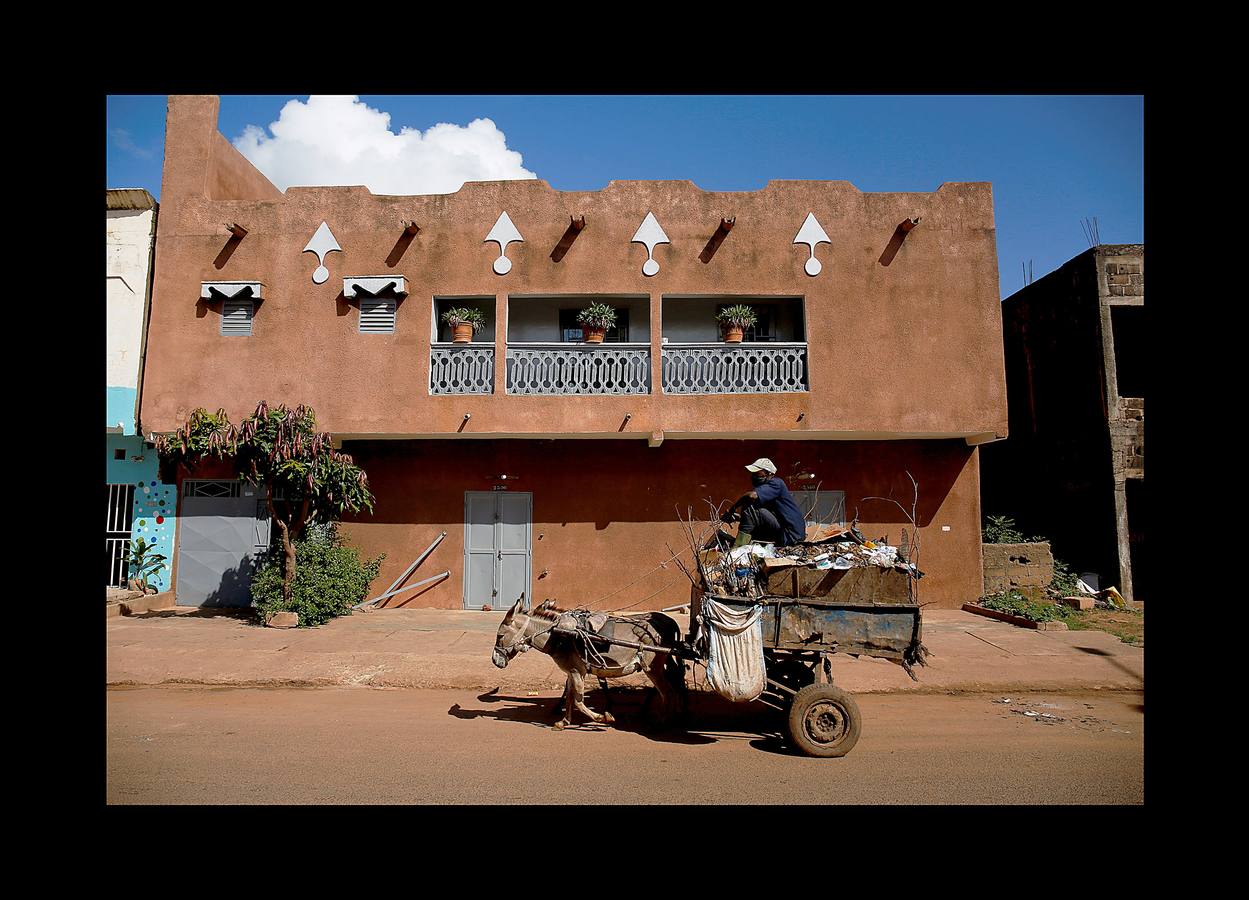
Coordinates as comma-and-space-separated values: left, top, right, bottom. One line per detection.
107, 94, 1143, 299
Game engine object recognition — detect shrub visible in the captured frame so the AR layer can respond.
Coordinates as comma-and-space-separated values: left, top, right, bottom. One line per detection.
1049, 557, 1080, 598
978, 589, 1074, 623
252, 523, 384, 627
982, 515, 1025, 543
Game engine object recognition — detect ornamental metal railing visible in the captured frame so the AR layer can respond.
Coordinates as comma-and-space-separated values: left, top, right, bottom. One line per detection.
431, 344, 495, 394
506, 343, 651, 395
661, 342, 809, 394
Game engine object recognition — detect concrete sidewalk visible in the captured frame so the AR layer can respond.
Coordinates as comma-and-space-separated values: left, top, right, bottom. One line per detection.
106, 605, 1144, 695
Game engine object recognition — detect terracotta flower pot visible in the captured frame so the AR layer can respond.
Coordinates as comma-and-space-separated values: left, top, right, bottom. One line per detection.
723, 326, 745, 344
452, 323, 474, 343
583, 326, 607, 344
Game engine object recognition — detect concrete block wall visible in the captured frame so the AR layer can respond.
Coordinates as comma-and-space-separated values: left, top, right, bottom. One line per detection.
1111, 397, 1144, 477
982, 541, 1054, 600
1105, 260, 1143, 297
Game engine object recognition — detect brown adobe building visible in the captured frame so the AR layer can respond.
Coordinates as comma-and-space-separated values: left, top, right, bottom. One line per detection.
141, 95, 1008, 611
979, 244, 1145, 602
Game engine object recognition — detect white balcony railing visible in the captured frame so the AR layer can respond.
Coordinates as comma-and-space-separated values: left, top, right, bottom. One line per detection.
661, 342, 808, 394
506, 343, 651, 395
431, 344, 494, 394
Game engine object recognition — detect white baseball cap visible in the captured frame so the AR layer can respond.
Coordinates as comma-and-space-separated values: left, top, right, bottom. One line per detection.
745, 457, 777, 474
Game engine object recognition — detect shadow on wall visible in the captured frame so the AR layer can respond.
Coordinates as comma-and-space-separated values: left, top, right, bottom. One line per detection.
195, 560, 259, 610
344, 439, 971, 530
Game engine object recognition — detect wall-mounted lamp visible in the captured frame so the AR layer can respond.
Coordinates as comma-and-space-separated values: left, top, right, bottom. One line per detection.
457, 413, 471, 434
797, 412, 806, 422
225, 222, 248, 239
492, 474, 519, 481
619, 412, 632, 433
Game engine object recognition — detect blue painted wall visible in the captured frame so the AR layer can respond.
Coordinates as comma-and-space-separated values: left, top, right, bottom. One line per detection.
106, 386, 138, 435
106, 433, 176, 592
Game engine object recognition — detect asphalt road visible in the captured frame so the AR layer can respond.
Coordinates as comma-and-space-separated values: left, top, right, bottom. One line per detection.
107, 686, 1144, 804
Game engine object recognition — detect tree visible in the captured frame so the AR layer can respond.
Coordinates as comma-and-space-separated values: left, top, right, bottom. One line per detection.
156, 402, 375, 605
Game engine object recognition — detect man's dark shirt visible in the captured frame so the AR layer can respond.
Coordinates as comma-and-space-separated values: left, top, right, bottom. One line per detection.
753, 477, 807, 546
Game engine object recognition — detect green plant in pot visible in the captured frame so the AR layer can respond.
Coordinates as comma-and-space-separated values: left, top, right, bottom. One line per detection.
576, 303, 618, 343
441, 307, 487, 343
716, 304, 757, 343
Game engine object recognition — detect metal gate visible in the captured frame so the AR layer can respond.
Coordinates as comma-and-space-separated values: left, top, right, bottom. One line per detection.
463, 491, 532, 610
105, 483, 136, 587
175, 480, 272, 607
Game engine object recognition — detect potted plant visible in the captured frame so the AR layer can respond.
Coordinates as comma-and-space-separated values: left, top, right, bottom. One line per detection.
576, 302, 617, 344
441, 307, 487, 343
124, 537, 168, 595
716, 304, 757, 344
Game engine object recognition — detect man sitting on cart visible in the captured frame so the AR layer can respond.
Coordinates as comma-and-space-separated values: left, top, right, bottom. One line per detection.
722, 457, 807, 548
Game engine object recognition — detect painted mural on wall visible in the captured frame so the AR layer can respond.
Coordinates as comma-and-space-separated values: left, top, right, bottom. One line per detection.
106, 433, 175, 592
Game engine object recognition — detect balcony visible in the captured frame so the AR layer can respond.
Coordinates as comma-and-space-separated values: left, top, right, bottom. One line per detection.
431, 344, 495, 394
506, 344, 651, 395
662, 342, 808, 394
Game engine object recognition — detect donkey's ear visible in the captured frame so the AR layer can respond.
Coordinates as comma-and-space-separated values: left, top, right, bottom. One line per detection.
507, 596, 523, 616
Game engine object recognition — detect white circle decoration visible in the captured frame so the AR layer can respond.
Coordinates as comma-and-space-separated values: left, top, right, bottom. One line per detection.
313, 265, 329, 284
805, 257, 822, 276
643, 258, 660, 277
493, 256, 512, 275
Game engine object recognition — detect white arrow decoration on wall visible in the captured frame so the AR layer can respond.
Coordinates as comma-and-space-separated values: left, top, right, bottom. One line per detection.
303, 221, 342, 284
631, 212, 670, 277
485, 212, 524, 275
794, 212, 831, 276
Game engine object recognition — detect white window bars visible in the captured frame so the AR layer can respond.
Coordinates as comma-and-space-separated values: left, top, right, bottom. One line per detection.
506, 343, 651, 395
661, 342, 808, 394
431, 345, 495, 394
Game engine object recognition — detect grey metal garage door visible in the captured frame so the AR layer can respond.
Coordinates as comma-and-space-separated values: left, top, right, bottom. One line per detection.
176, 480, 272, 607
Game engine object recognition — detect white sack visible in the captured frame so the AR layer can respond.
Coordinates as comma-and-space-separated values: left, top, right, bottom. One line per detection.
702, 595, 766, 703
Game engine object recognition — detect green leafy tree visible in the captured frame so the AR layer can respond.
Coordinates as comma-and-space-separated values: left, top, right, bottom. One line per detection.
124, 537, 168, 592
156, 402, 376, 607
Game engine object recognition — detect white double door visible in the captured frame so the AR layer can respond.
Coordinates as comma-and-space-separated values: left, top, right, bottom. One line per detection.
463, 491, 532, 610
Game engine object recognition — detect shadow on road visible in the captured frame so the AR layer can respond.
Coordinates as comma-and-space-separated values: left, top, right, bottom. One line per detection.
1072, 644, 1144, 680
447, 688, 748, 746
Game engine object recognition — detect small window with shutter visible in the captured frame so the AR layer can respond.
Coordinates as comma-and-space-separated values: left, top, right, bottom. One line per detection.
359, 297, 397, 334
221, 299, 254, 336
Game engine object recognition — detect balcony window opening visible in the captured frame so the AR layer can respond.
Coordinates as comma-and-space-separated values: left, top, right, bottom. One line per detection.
660, 296, 808, 394
431, 296, 496, 395
433, 297, 496, 343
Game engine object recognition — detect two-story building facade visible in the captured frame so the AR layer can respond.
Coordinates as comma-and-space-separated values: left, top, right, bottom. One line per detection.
140, 95, 1008, 611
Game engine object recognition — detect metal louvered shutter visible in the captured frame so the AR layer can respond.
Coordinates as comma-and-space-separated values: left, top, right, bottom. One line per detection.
221, 299, 254, 336
359, 297, 396, 333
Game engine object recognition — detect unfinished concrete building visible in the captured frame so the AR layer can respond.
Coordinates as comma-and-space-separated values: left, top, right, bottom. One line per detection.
980, 244, 1144, 601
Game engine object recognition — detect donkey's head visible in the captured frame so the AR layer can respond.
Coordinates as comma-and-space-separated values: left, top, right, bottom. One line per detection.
492, 595, 531, 669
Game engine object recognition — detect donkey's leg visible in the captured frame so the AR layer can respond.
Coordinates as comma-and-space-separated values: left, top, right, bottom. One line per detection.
553, 671, 575, 730
597, 676, 615, 724
571, 669, 609, 725
643, 656, 678, 727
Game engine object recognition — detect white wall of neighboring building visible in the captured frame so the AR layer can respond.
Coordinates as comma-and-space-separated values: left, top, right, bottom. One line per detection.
106, 206, 157, 392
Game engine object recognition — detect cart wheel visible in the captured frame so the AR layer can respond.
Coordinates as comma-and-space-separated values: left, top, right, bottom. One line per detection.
787, 684, 861, 758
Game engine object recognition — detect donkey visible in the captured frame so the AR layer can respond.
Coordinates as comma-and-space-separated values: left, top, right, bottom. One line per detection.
492, 596, 687, 730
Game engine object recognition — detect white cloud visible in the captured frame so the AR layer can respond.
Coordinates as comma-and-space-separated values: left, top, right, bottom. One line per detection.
232, 95, 538, 194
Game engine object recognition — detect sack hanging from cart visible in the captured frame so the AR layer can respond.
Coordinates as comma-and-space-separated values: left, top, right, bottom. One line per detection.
702, 595, 766, 702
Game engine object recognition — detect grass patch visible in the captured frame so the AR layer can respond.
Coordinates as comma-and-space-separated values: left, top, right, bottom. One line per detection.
1064, 608, 1145, 646
976, 590, 1145, 645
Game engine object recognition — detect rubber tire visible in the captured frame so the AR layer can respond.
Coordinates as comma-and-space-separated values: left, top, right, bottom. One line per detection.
786, 684, 862, 758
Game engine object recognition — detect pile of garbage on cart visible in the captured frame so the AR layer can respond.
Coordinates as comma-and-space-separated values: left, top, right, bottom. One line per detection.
698, 521, 924, 602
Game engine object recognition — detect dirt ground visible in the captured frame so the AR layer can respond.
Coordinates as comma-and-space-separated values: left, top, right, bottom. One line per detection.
1067, 608, 1145, 647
